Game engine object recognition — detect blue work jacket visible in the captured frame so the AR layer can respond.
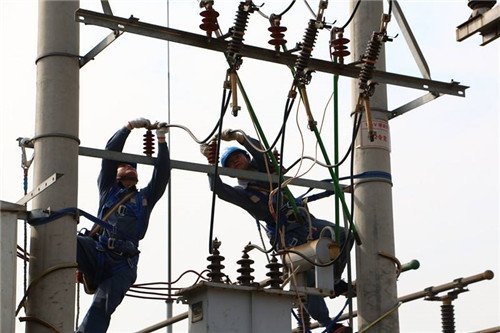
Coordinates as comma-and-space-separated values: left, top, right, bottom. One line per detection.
97, 127, 170, 246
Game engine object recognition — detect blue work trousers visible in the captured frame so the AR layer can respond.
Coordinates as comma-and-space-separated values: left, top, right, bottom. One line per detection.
76, 235, 138, 333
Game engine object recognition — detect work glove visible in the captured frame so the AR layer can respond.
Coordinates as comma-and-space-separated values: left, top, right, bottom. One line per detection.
156, 122, 169, 140
220, 129, 242, 142
200, 142, 217, 165
128, 117, 151, 129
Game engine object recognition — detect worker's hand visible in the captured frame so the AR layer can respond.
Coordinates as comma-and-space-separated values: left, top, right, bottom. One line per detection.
220, 129, 242, 142
200, 142, 217, 165
156, 122, 169, 140
128, 117, 151, 129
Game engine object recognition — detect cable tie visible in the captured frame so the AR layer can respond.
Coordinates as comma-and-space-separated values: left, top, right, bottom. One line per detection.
30, 133, 81, 145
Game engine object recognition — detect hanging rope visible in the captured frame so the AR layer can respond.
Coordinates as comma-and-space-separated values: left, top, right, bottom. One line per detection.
17, 137, 34, 295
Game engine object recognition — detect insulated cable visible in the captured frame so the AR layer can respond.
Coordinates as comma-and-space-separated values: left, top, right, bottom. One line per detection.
340, 0, 361, 30
133, 269, 211, 287
284, 112, 362, 171
255, 0, 296, 20
207, 87, 232, 254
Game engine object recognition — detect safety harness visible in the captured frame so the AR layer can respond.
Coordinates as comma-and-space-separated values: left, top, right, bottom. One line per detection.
28, 187, 148, 294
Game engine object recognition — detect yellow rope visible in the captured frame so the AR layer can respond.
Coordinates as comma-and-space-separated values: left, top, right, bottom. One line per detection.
358, 302, 402, 332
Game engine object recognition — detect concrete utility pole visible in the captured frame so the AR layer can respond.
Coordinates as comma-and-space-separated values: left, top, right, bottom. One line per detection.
349, 0, 400, 331
26, 1, 79, 332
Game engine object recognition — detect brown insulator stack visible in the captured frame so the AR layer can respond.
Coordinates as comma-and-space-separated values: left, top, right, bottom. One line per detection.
330, 30, 350, 64
143, 130, 155, 156
199, 1, 220, 38
207, 141, 218, 165
268, 16, 287, 52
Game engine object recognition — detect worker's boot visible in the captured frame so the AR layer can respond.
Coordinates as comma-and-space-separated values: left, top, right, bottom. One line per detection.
82, 273, 97, 294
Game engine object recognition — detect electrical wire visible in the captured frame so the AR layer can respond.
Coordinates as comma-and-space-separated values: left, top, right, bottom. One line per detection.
133, 269, 210, 287
208, 86, 232, 254
255, 0, 297, 19
358, 302, 402, 332
346, 110, 361, 328
340, 0, 361, 30
285, 113, 362, 171
286, 253, 309, 333
126, 270, 211, 300
16, 263, 78, 316
75, 281, 80, 331
322, 298, 350, 333
387, 0, 393, 17
302, 0, 316, 18
269, 90, 295, 251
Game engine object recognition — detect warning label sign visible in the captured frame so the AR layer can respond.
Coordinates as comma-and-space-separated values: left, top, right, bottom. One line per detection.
358, 119, 391, 151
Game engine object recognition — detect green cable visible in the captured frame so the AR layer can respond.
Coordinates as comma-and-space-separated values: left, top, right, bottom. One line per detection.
280, 45, 358, 242
222, 47, 300, 217
333, 57, 340, 244
293, 83, 358, 242
236, 76, 300, 216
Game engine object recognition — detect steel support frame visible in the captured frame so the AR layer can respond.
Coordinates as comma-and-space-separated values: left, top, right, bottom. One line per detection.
456, 5, 500, 46
75, 9, 468, 99
78, 146, 345, 191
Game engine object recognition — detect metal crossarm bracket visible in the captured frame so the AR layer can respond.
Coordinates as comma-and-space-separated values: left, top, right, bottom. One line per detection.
78, 146, 344, 191
456, 5, 500, 46
80, 30, 123, 67
389, 92, 441, 119
16, 173, 64, 206
79, 0, 124, 67
75, 9, 468, 97
393, 1, 430, 80
100, 0, 113, 15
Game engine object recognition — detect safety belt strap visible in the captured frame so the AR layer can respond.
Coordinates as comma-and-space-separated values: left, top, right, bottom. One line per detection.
89, 190, 137, 237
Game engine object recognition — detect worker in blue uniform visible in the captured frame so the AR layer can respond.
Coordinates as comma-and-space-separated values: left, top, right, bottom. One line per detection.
76, 118, 170, 333
200, 129, 353, 333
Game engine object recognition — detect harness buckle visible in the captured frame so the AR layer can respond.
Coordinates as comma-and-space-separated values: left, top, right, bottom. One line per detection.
286, 209, 298, 222
107, 237, 116, 250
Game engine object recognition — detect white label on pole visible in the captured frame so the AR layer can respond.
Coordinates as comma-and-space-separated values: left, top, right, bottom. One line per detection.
358, 119, 391, 151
